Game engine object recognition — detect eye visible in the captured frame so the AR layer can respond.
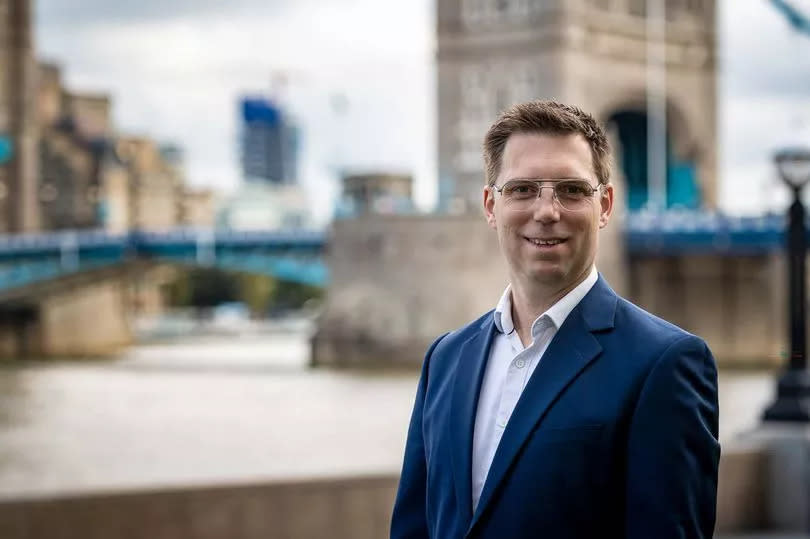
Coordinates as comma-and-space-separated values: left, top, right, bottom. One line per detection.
557, 181, 591, 196
503, 181, 537, 197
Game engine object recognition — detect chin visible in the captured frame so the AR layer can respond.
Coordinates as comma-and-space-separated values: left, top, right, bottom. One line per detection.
525, 265, 566, 284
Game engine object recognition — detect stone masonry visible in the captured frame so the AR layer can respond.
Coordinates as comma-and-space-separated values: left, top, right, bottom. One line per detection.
0, 0, 39, 232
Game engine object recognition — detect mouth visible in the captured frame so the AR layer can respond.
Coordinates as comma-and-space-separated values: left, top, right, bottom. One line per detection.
523, 236, 566, 248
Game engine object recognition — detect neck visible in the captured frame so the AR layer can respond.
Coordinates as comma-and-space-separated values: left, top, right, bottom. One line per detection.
509, 267, 592, 345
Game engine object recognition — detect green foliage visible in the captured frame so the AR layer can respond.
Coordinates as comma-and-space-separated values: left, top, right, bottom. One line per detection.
167, 267, 239, 308
165, 267, 323, 316
269, 280, 323, 314
236, 273, 276, 316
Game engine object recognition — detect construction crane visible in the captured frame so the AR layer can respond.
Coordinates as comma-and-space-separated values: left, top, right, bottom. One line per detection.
770, 0, 810, 37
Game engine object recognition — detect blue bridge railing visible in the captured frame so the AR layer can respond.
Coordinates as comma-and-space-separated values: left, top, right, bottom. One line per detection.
0, 228, 328, 293
625, 211, 787, 255
0, 212, 803, 295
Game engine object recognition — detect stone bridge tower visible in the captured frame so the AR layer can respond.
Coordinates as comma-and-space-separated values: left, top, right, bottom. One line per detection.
0, 0, 39, 233
436, 0, 717, 292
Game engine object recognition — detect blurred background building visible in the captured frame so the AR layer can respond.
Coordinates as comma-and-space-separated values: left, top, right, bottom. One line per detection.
334, 172, 415, 218
240, 96, 299, 186
437, 0, 715, 214
217, 180, 311, 230
219, 96, 312, 230
32, 60, 215, 233
0, 0, 39, 233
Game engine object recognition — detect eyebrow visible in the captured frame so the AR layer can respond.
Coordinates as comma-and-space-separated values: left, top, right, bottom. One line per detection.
502, 177, 593, 183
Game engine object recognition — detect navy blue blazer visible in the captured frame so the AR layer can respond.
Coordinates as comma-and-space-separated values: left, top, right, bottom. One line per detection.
391, 276, 720, 539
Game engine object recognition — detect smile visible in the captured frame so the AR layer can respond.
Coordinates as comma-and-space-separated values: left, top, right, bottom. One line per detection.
524, 237, 566, 247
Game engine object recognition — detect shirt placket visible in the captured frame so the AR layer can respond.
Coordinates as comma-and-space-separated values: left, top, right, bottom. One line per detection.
494, 336, 533, 430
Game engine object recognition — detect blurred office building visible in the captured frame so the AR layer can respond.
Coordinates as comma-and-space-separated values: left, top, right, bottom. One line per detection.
240, 97, 299, 186
220, 96, 312, 230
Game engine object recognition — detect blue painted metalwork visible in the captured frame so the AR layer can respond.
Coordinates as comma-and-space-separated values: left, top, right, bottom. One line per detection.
609, 110, 700, 210
770, 0, 810, 37
0, 228, 328, 293
0, 258, 121, 290
0, 136, 12, 164
625, 211, 786, 255
0, 213, 805, 295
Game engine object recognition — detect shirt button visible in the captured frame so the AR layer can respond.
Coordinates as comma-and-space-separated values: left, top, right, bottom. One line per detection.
515, 359, 526, 369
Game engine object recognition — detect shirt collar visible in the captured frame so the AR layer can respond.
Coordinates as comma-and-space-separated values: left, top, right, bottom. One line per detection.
494, 266, 599, 335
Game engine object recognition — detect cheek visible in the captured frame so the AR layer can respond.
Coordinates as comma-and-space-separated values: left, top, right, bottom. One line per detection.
497, 214, 521, 235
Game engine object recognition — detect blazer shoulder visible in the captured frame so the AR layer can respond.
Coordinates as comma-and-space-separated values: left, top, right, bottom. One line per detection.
615, 296, 707, 350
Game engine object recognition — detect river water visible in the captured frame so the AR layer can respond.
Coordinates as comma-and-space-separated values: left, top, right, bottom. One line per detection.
0, 328, 777, 500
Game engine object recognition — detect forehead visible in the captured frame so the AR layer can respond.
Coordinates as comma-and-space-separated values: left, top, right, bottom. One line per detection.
499, 132, 595, 181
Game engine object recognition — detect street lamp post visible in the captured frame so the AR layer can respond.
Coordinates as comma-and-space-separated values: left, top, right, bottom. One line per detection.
764, 146, 810, 422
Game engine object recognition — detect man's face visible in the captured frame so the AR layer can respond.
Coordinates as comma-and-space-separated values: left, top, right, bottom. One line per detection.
483, 132, 613, 292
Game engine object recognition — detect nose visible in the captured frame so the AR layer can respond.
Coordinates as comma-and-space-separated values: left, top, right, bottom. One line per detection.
531, 186, 560, 223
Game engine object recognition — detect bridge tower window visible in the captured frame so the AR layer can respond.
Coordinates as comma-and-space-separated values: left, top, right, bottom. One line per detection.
609, 110, 700, 211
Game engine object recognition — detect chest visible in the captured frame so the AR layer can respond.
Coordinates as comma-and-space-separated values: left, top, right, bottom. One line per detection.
422, 349, 641, 464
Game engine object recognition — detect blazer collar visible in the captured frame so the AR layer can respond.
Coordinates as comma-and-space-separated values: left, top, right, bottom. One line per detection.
579, 274, 617, 332
460, 275, 617, 535
449, 315, 496, 531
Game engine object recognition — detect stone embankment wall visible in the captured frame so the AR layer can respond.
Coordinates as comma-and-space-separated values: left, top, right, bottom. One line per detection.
0, 475, 397, 539
0, 276, 132, 359
314, 213, 789, 367
0, 447, 779, 537
313, 214, 509, 366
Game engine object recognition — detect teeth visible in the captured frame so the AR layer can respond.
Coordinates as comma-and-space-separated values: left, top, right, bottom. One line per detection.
530, 238, 562, 246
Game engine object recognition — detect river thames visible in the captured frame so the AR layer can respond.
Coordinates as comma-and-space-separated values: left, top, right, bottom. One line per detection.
0, 327, 777, 500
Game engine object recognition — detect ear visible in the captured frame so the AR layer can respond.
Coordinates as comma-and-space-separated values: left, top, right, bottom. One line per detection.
483, 185, 497, 229
598, 183, 614, 229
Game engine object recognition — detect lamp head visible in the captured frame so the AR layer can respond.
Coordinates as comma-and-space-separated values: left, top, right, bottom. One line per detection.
775, 147, 810, 190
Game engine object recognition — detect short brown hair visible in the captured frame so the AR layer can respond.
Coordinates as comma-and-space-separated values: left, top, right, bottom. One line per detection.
482, 100, 611, 186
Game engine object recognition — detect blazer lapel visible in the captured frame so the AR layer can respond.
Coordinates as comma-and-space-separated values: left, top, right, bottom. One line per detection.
450, 317, 497, 530
467, 277, 617, 533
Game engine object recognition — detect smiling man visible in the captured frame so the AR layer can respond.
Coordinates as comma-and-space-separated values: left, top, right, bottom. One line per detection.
391, 101, 720, 539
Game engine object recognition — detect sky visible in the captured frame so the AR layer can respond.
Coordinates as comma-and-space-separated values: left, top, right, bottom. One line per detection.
34, 0, 810, 222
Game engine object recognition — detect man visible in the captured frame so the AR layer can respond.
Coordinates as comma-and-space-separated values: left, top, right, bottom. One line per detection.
390, 100, 720, 539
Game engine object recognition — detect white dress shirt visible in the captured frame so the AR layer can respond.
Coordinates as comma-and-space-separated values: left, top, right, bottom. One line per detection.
470, 267, 598, 511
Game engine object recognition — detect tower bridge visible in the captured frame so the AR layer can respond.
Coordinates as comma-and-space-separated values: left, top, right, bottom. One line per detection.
0, 227, 327, 358
0, 213, 798, 360
311, 0, 808, 371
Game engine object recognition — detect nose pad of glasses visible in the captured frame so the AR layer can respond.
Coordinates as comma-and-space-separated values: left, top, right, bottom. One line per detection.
533, 186, 560, 211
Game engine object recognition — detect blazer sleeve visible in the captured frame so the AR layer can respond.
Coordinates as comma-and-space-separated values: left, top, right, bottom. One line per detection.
390, 333, 447, 539
624, 334, 721, 539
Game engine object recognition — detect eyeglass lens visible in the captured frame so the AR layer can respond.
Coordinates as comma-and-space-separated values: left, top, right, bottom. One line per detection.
500, 180, 596, 211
